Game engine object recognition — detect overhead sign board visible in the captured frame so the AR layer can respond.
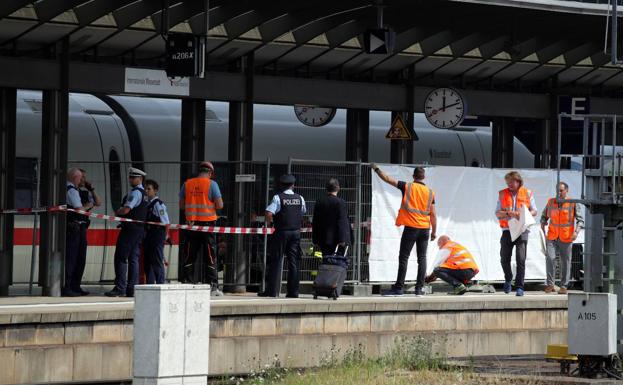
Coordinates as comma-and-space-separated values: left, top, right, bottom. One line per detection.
558, 95, 590, 130
166, 33, 201, 78
364, 28, 396, 54
124, 68, 190, 96
385, 114, 413, 140
235, 174, 256, 183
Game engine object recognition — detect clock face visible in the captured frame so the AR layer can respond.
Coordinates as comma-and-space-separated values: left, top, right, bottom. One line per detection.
294, 105, 336, 127
424, 88, 466, 129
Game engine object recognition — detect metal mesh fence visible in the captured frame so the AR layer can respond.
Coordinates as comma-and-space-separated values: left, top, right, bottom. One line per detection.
287, 159, 372, 283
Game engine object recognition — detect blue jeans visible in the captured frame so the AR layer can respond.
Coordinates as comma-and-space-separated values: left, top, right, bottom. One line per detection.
113, 227, 144, 296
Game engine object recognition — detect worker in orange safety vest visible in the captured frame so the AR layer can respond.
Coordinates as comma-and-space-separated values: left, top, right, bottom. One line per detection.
425, 235, 479, 295
179, 161, 224, 296
371, 163, 437, 297
495, 171, 537, 297
540, 182, 584, 295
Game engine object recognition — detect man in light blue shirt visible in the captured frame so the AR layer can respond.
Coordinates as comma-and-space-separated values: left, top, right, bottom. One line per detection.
259, 174, 307, 298
64, 168, 94, 297
106, 167, 149, 297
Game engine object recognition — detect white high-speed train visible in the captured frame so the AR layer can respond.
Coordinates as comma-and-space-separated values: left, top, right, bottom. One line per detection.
13, 90, 534, 284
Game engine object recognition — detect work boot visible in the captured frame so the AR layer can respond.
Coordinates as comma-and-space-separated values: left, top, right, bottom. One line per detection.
558, 287, 568, 295
503, 281, 512, 294
211, 288, 224, 297
543, 285, 556, 293
451, 284, 468, 295
515, 288, 525, 297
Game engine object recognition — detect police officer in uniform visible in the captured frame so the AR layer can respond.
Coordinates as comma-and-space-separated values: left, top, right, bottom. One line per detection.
105, 167, 149, 297
259, 174, 306, 298
74, 169, 102, 296
179, 161, 224, 296
64, 168, 93, 297
143, 179, 170, 284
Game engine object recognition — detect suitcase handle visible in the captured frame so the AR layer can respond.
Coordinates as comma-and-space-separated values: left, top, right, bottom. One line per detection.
334, 244, 348, 257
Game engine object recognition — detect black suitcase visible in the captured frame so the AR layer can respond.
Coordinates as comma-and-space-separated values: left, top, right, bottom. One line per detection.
313, 245, 348, 300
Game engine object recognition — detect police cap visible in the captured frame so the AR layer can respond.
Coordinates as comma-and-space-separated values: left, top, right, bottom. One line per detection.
128, 167, 146, 177
279, 174, 296, 185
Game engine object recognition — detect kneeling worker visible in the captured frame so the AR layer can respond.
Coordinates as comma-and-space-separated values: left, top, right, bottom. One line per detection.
426, 235, 479, 295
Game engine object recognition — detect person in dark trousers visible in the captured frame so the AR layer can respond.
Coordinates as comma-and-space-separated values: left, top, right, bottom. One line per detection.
143, 179, 170, 284
312, 178, 351, 256
64, 168, 93, 297
259, 174, 306, 298
179, 161, 224, 296
371, 164, 437, 297
495, 171, 537, 297
105, 167, 149, 297
74, 169, 102, 296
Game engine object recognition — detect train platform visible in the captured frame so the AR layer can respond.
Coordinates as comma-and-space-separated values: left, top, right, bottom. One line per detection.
0, 290, 568, 384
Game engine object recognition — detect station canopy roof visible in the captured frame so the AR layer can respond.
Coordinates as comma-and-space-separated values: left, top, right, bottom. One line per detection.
1, 0, 622, 96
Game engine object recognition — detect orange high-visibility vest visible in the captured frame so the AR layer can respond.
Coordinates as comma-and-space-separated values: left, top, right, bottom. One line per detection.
498, 187, 531, 229
545, 198, 575, 243
395, 182, 434, 229
184, 177, 217, 222
439, 241, 479, 273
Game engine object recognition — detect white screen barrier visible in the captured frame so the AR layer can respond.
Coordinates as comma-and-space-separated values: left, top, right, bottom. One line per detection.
369, 166, 583, 282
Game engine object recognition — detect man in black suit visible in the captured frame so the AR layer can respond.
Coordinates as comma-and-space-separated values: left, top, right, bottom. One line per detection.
312, 178, 351, 256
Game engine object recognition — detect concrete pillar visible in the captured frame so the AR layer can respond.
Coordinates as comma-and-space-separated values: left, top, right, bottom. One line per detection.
0, 88, 16, 296
39, 37, 69, 297
492, 117, 514, 168
178, 98, 206, 280
346, 109, 369, 162
133, 284, 210, 385
390, 111, 413, 164
227, 53, 254, 293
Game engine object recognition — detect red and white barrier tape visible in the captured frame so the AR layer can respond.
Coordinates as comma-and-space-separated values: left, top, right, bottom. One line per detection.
0, 206, 371, 234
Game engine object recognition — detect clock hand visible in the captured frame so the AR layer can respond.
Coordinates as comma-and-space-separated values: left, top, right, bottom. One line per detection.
443, 102, 462, 109
442, 96, 446, 111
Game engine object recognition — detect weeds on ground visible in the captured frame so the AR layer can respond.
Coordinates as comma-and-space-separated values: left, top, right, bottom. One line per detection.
215, 337, 540, 385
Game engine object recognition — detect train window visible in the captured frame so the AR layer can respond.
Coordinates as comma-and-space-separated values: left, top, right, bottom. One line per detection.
205, 109, 220, 122
109, 149, 122, 211
15, 158, 37, 208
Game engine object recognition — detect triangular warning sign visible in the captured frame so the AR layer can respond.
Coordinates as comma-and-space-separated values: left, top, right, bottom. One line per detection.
385, 115, 412, 140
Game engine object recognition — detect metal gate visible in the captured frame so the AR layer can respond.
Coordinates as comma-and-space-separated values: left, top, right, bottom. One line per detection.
287, 158, 371, 284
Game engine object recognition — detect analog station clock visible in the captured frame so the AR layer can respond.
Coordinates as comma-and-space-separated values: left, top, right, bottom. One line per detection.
294, 105, 336, 127
424, 87, 466, 129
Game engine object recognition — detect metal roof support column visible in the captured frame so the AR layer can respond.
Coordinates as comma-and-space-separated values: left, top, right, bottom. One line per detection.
179, 98, 207, 281
39, 37, 70, 297
346, 109, 369, 162
536, 119, 552, 168
492, 117, 514, 168
227, 53, 254, 294
0, 87, 16, 296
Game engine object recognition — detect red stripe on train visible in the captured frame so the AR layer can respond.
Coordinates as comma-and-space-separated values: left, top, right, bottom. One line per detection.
13, 229, 180, 246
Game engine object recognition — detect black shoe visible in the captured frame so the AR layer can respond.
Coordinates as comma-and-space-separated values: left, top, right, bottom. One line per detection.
104, 289, 124, 297
62, 288, 80, 297
286, 294, 299, 299
257, 292, 270, 297
414, 288, 426, 297
77, 288, 90, 296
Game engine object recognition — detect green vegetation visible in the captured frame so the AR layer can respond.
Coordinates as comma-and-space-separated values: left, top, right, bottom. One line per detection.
214, 337, 540, 385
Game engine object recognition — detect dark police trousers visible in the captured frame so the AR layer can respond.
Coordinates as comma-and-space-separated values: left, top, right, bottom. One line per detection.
433, 267, 476, 287
394, 227, 430, 290
500, 229, 529, 289
65, 222, 87, 292
113, 225, 144, 296
144, 226, 166, 284
183, 221, 218, 286
265, 230, 301, 297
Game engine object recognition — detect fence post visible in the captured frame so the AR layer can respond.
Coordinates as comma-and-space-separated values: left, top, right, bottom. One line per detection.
355, 161, 362, 283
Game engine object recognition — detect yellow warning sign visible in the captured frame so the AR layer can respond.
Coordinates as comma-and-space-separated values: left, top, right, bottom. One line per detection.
385, 114, 412, 140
